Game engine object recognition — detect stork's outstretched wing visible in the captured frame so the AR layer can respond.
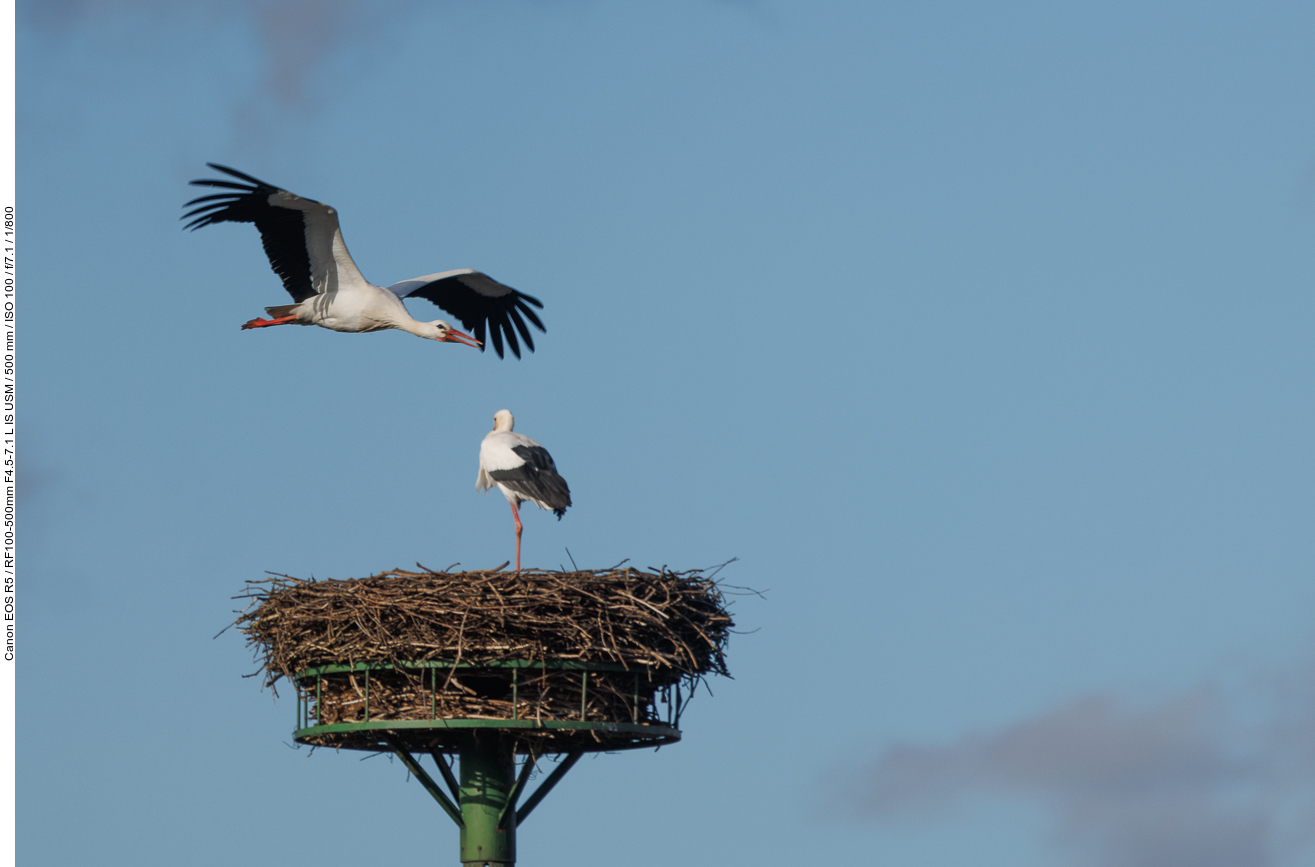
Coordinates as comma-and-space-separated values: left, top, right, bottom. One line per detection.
183, 163, 366, 303
388, 269, 545, 359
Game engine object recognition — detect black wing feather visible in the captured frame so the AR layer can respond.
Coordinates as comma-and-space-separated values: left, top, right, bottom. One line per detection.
489, 445, 571, 518
404, 275, 546, 360
503, 319, 521, 358
181, 163, 319, 304
488, 318, 506, 358
517, 301, 545, 332
508, 308, 536, 352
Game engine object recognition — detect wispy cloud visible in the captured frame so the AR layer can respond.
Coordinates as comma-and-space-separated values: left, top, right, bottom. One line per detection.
242, 0, 363, 107
844, 669, 1315, 866
20, 0, 424, 109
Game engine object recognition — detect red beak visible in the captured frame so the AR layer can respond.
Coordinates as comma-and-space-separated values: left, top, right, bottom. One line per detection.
444, 329, 481, 348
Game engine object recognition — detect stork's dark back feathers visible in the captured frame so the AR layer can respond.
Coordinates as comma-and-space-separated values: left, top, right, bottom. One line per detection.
488, 444, 571, 518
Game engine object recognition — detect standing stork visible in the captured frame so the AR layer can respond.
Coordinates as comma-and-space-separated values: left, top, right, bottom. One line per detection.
182, 164, 546, 357
477, 410, 571, 571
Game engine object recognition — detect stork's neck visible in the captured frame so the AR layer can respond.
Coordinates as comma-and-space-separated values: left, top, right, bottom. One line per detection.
390, 313, 433, 338
370, 288, 449, 340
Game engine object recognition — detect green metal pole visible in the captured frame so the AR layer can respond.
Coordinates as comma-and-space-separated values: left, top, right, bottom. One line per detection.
458, 735, 517, 866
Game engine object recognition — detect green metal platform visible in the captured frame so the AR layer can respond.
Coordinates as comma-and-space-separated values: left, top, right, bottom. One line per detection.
287, 659, 687, 866
290, 658, 686, 753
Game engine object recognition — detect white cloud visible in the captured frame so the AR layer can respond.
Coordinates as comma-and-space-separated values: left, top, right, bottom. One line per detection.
847, 671, 1315, 867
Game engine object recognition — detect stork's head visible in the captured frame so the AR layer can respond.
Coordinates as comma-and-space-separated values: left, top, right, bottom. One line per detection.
493, 409, 514, 432
421, 320, 481, 347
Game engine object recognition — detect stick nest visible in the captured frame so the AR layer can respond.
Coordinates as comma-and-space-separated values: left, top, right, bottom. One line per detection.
233, 565, 739, 749
238, 565, 734, 685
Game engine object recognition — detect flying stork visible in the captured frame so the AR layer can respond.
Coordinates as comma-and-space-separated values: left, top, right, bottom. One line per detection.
477, 410, 572, 571
182, 164, 546, 357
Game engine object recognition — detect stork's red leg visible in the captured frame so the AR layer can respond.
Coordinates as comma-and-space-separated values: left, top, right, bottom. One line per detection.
241, 315, 300, 330
510, 500, 523, 571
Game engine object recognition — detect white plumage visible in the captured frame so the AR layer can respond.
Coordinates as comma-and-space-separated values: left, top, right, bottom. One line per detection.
182, 164, 546, 357
478, 410, 571, 570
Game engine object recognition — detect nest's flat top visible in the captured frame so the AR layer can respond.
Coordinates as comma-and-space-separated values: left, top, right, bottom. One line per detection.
236, 565, 736, 688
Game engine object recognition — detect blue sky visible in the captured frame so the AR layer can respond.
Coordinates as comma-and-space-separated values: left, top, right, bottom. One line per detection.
17, 2, 1315, 865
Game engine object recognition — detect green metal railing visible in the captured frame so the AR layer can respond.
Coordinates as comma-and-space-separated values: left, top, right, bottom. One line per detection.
290, 659, 686, 754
